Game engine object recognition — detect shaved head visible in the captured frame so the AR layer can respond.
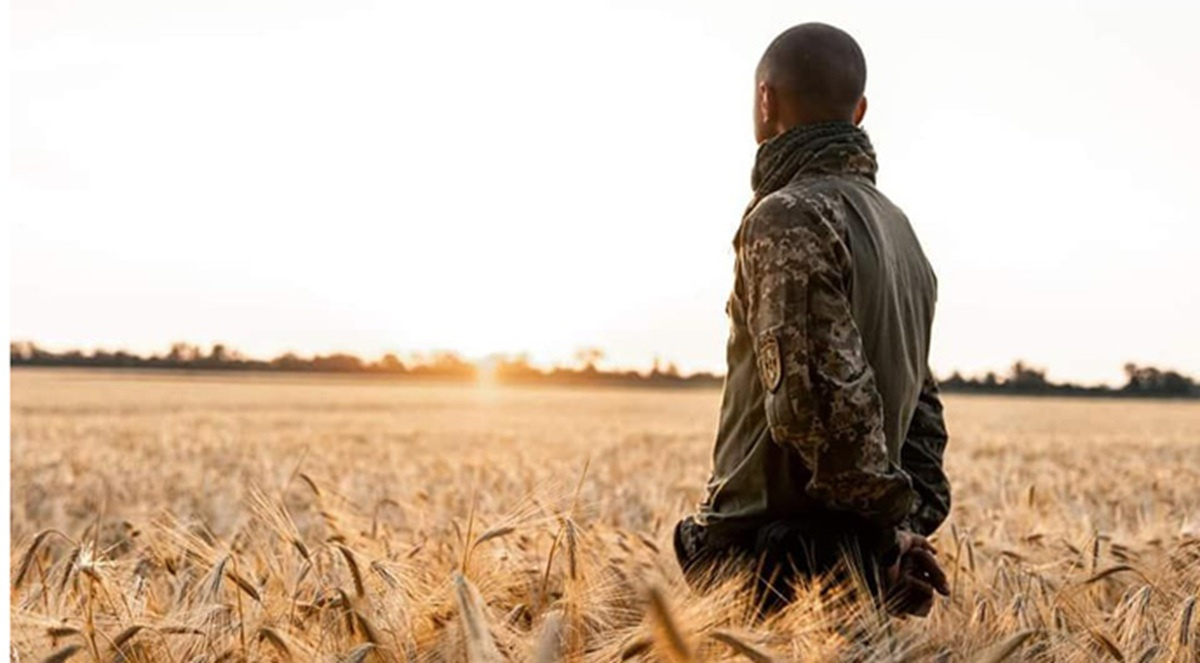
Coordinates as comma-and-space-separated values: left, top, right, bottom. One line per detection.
753, 23, 868, 141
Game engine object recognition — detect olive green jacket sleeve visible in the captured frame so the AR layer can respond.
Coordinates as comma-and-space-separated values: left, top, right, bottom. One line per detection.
900, 372, 951, 536
741, 194, 916, 530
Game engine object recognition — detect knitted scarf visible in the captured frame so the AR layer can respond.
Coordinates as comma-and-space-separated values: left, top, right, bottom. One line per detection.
747, 121, 878, 216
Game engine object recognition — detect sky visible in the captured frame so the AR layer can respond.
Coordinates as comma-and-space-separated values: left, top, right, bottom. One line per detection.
10, 0, 1200, 385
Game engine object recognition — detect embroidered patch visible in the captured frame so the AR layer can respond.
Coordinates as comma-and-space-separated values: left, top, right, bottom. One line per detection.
758, 334, 782, 393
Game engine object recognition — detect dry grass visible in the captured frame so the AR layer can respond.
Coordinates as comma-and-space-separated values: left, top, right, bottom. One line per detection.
9, 368, 1200, 661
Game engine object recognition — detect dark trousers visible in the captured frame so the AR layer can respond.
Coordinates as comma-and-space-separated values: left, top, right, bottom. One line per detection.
673, 515, 886, 615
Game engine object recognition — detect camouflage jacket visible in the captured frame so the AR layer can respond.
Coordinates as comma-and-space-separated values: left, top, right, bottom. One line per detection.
696, 122, 950, 550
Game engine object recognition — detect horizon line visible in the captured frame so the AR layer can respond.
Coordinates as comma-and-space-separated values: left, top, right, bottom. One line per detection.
10, 338, 1197, 388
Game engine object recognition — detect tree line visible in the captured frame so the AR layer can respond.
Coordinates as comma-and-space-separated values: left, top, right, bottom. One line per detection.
10, 341, 1198, 398
941, 361, 1197, 399
8, 342, 722, 389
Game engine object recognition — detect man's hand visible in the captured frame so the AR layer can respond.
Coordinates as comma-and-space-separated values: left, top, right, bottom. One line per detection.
885, 531, 950, 617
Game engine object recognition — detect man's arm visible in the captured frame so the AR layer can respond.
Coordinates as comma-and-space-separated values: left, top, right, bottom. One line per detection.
900, 371, 951, 536
741, 194, 915, 534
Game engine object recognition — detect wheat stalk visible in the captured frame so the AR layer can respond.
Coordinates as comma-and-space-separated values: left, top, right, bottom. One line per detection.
453, 572, 502, 663
646, 585, 691, 662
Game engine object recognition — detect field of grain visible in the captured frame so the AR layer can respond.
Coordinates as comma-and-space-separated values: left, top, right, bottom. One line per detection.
9, 368, 1200, 661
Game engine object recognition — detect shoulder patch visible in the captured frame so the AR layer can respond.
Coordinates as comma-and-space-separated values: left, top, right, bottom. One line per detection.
758, 334, 782, 393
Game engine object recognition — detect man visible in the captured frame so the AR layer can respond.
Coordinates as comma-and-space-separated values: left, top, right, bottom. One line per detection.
675, 23, 951, 616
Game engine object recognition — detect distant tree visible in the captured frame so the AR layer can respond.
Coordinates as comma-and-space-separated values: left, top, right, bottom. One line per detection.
11, 341, 37, 361
312, 353, 363, 372
167, 342, 202, 363
271, 352, 307, 371
209, 344, 230, 364
1008, 361, 1048, 391
430, 351, 472, 375
378, 353, 405, 372
1123, 363, 1195, 397
943, 371, 967, 390
574, 347, 605, 373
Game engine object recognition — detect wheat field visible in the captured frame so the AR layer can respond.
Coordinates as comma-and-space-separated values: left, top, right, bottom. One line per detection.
9, 368, 1200, 661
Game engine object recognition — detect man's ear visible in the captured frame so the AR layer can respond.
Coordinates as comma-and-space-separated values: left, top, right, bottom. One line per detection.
758, 81, 776, 128
853, 96, 868, 126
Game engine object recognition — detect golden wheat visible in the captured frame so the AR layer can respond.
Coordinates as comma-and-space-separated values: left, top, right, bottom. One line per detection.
9, 368, 1200, 661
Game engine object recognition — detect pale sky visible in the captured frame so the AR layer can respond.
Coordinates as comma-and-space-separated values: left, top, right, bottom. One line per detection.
10, 1, 1200, 385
